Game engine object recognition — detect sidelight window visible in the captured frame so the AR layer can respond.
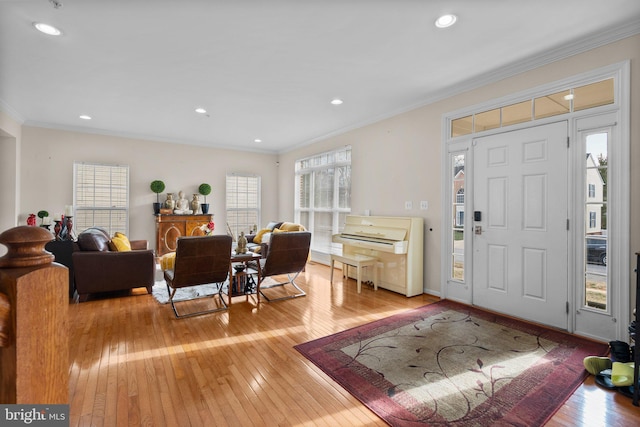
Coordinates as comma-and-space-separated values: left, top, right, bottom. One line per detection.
451, 154, 465, 281
583, 132, 608, 310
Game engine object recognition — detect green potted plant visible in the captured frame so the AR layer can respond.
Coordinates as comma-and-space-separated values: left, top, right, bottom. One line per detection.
198, 183, 211, 214
150, 180, 166, 215
37, 210, 49, 226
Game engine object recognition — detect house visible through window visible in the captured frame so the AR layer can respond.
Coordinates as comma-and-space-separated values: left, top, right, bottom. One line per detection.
73, 162, 129, 236
226, 174, 261, 238
295, 146, 351, 255
584, 132, 608, 310
451, 154, 465, 281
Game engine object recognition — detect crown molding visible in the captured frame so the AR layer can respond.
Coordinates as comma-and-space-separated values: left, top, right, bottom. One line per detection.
0, 99, 25, 124
22, 120, 279, 155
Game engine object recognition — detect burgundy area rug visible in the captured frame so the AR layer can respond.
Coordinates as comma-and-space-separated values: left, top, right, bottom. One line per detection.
295, 300, 608, 426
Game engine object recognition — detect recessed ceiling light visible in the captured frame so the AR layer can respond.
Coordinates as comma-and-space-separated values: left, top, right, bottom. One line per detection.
254, 139, 262, 143
33, 22, 62, 36
330, 99, 343, 105
195, 107, 207, 114
435, 14, 457, 29
79, 115, 92, 120
564, 94, 574, 101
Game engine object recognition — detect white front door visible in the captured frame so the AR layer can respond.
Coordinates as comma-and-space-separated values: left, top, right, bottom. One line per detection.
472, 122, 569, 329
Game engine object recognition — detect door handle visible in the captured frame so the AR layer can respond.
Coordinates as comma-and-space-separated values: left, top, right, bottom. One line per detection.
475, 225, 482, 235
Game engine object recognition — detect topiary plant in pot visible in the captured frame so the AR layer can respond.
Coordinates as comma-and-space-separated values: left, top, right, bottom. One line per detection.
150, 180, 166, 215
198, 183, 211, 214
37, 210, 49, 227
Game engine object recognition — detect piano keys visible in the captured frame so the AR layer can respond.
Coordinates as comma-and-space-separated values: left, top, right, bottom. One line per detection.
332, 215, 423, 296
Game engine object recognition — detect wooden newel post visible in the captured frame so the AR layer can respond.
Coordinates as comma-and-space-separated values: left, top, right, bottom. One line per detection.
0, 226, 68, 404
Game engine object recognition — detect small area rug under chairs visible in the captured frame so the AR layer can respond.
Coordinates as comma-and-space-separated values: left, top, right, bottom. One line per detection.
295, 300, 608, 427
151, 280, 226, 305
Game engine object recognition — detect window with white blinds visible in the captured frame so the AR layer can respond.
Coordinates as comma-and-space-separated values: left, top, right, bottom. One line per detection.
73, 162, 129, 236
295, 146, 351, 255
226, 174, 261, 238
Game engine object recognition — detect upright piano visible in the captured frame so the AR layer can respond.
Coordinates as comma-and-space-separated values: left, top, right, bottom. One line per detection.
332, 215, 423, 297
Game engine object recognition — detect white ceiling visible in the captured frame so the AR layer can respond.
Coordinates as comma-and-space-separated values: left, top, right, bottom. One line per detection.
1, 1, 640, 153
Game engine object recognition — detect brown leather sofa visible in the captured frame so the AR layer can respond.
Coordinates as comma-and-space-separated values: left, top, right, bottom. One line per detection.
246, 221, 306, 256
72, 227, 155, 302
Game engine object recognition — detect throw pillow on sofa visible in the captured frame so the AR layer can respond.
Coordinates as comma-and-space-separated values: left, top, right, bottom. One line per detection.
109, 232, 132, 252
253, 228, 271, 244
278, 222, 305, 232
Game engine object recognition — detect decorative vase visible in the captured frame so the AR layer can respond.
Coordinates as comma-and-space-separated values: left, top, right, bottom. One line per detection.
191, 194, 200, 214
164, 193, 175, 210
200, 203, 209, 214
237, 231, 248, 254
54, 220, 62, 240
153, 202, 162, 215
64, 216, 76, 241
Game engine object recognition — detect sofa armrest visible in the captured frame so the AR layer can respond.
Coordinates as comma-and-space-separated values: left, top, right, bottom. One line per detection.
130, 240, 148, 250
72, 249, 155, 299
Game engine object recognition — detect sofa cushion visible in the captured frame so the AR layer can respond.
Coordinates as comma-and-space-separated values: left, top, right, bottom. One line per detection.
77, 228, 111, 252
261, 232, 273, 244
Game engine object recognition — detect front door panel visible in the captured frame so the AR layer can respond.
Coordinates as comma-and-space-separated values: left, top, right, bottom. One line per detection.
473, 122, 569, 329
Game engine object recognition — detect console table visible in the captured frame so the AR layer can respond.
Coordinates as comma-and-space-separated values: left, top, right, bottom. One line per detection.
155, 214, 213, 256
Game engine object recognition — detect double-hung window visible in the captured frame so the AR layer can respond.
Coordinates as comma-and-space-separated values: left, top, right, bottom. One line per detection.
73, 162, 129, 235
295, 146, 351, 255
226, 173, 261, 237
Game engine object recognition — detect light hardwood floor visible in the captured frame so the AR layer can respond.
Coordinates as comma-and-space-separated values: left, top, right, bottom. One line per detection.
68, 262, 640, 426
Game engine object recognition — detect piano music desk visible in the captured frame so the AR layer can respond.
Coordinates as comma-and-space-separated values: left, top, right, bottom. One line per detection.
330, 253, 378, 293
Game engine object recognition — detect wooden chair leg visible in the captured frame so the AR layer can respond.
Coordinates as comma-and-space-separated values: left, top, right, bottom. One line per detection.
330, 259, 335, 284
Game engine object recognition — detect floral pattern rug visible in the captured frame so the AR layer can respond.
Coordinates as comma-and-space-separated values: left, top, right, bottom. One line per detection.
295, 300, 607, 426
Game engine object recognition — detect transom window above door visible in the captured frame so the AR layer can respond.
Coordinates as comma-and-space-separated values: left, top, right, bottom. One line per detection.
451, 78, 614, 137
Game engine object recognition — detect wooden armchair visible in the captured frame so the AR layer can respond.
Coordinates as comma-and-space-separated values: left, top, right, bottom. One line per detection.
163, 235, 232, 318
258, 231, 311, 302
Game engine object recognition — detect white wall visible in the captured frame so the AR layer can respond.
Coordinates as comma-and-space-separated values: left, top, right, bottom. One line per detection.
18, 127, 279, 244
0, 111, 21, 256
278, 34, 640, 298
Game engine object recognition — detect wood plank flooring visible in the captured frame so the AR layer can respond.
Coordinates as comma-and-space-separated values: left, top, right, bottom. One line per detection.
68, 262, 640, 426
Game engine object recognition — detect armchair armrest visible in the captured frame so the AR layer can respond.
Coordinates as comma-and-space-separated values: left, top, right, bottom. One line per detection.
260, 242, 269, 258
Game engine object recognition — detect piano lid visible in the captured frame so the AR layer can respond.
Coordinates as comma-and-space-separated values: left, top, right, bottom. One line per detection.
332, 215, 416, 254
339, 224, 407, 243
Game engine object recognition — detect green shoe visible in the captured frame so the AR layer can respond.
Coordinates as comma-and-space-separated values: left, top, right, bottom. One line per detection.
583, 356, 612, 375
611, 362, 635, 386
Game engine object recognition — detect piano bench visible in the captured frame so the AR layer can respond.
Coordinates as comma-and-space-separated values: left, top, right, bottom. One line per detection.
330, 254, 378, 293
